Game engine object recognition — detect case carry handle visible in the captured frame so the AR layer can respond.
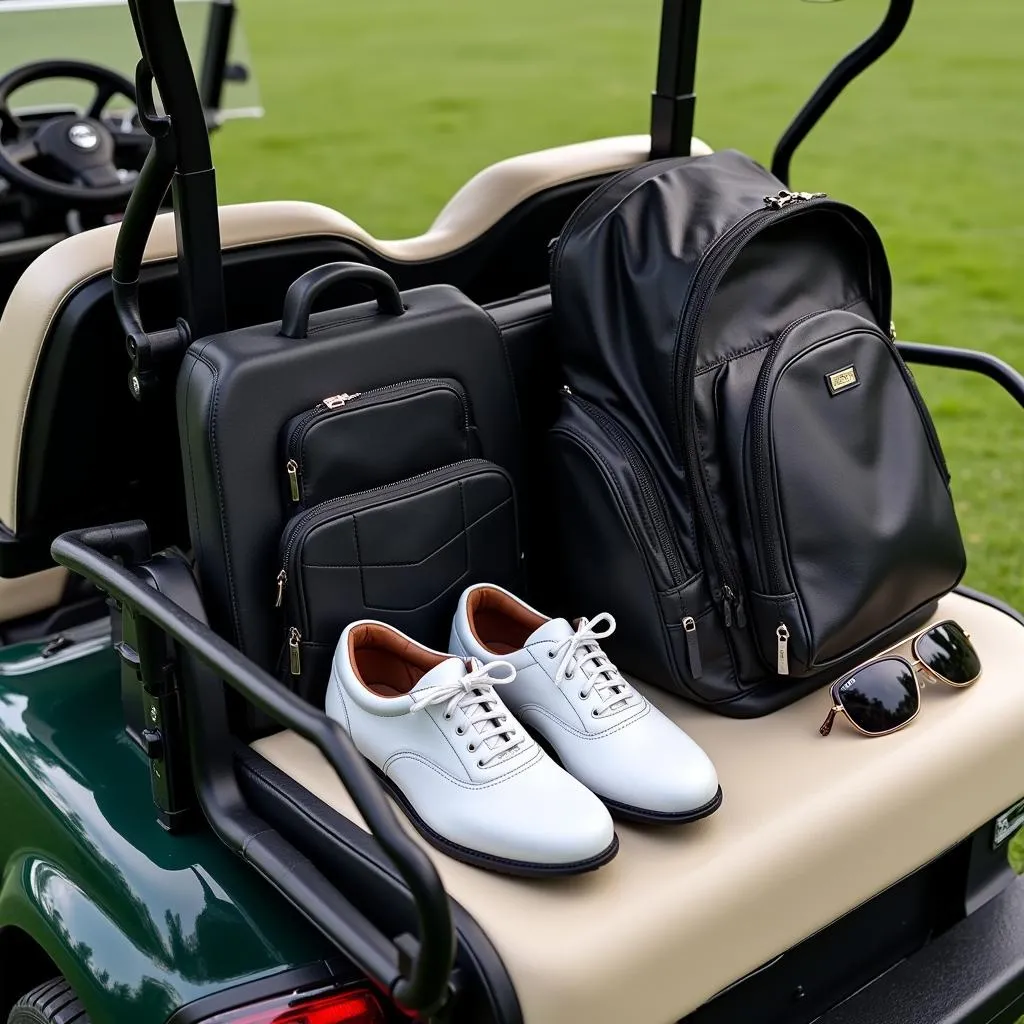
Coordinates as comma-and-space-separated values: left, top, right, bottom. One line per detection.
281, 262, 405, 339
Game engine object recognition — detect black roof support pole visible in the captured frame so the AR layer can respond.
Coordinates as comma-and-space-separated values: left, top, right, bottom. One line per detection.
650, 0, 702, 159
771, 0, 914, 186
199, 0, 236, 116
125, 0, 227, 341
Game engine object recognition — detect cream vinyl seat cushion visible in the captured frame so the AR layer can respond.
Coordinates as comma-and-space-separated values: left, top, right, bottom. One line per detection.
253, 592, 1024, 1024
0, 133, 709, 623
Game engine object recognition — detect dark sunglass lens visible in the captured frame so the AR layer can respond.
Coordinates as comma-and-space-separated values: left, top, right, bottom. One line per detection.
915, 621, 980, 686
837, 658, 919, 735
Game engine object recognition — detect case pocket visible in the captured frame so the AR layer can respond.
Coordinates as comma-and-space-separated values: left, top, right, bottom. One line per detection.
280, 378, 474, 507
742, 309, 965, 675
276, 459, 520, 700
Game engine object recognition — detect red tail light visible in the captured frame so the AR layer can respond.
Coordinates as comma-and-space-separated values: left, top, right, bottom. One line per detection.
203, 985, 388, 1024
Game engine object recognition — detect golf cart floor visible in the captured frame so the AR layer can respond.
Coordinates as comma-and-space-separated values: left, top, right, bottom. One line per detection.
252, 591, 1024, 1024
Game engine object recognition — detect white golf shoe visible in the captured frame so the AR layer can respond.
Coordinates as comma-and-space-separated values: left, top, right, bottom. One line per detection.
450, 585, 723, 823
326, 620, 618, 875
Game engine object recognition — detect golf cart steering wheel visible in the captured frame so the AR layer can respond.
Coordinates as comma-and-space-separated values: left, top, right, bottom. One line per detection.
0, 59, 148, 209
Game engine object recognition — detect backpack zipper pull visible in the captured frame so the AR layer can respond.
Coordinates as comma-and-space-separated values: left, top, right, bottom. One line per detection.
286, 459, 300, 502
275, 569, 287, 608
682, 616, 703, 679
288, 627, 302, 676
733, 591, 747, 629
777, 623, 790, 675
322, 392, 360, 409
721, 584, 745, 629
763, 189, 827, 210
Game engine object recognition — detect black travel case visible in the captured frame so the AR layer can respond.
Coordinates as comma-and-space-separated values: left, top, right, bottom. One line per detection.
177, 263, 525, 706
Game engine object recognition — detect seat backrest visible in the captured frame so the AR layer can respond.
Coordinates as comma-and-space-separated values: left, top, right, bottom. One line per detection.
0, 134, 710, 587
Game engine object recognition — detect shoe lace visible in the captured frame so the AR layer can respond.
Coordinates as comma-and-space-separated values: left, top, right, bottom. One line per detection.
408, 659, 525, 766
549, 613, 639, 718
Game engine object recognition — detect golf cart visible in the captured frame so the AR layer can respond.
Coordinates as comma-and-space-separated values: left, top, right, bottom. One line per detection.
0, 0, 1022, 1021
0, 0, 258, 307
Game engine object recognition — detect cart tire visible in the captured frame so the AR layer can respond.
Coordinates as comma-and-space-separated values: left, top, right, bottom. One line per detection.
8, 978, 90, 1024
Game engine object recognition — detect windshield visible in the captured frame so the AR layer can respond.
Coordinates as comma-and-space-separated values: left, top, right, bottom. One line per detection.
0, 0, 261, 119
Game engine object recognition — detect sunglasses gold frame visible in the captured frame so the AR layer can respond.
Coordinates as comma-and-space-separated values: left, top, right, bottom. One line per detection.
819, 619, 980, 738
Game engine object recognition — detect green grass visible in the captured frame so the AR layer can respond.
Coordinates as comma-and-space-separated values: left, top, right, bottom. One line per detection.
209, 0, 1024, 607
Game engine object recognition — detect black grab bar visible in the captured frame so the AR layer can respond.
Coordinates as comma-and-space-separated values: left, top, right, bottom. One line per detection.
51, 522, 457, 1019
771, 0, 914, 185
898, 343, 1024, 412
114, 0, 228, 400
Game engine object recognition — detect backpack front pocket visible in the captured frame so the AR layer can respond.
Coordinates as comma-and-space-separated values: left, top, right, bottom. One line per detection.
741, 309, 965, 675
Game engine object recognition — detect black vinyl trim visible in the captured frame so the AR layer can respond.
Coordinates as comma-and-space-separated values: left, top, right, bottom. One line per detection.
819, 877, 1024, 1024
166, 961, 344, 1024
237, 746, 524, 1024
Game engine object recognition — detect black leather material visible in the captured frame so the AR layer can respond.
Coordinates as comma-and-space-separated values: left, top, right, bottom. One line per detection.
549, 150, 965, 714
278, 460, 520, 702
280, 378, 473, 509
178, 282, 523, 678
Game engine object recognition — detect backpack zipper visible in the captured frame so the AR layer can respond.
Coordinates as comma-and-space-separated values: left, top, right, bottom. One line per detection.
748, 308, 833, 594
283, 378, 471, 503
565, 390, 686, 586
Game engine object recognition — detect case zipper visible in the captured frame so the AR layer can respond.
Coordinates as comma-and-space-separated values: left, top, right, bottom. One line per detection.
288, 627, 302, 676
283, 378, 471, 502
565, 390, 686, 587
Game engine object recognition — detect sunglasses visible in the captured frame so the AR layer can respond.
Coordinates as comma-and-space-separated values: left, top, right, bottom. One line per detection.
820, 620, 981, 738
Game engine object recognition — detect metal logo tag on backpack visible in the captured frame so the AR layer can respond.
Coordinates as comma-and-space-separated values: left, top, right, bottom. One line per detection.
826, 365, 859, 395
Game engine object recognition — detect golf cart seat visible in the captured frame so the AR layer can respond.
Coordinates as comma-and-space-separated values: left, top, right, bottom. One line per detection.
0, 133, 709, 625
248, 589, 1024, 1024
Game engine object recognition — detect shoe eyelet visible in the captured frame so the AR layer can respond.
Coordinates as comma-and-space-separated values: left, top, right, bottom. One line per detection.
443, 713, 452, 720
591, 708, 601, 718
467, 743, 476, 752
547, 650, 556, 659
477, 759, 485, 768
455, 726, 465, 735
565, 669, 574, 679
579, 690, 588, 700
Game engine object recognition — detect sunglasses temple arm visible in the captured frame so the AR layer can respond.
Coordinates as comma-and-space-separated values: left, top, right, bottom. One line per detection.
820, 706, 839, 737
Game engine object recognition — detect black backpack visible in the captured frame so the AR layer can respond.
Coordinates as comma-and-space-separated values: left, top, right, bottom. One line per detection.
547, 149, 966, 717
